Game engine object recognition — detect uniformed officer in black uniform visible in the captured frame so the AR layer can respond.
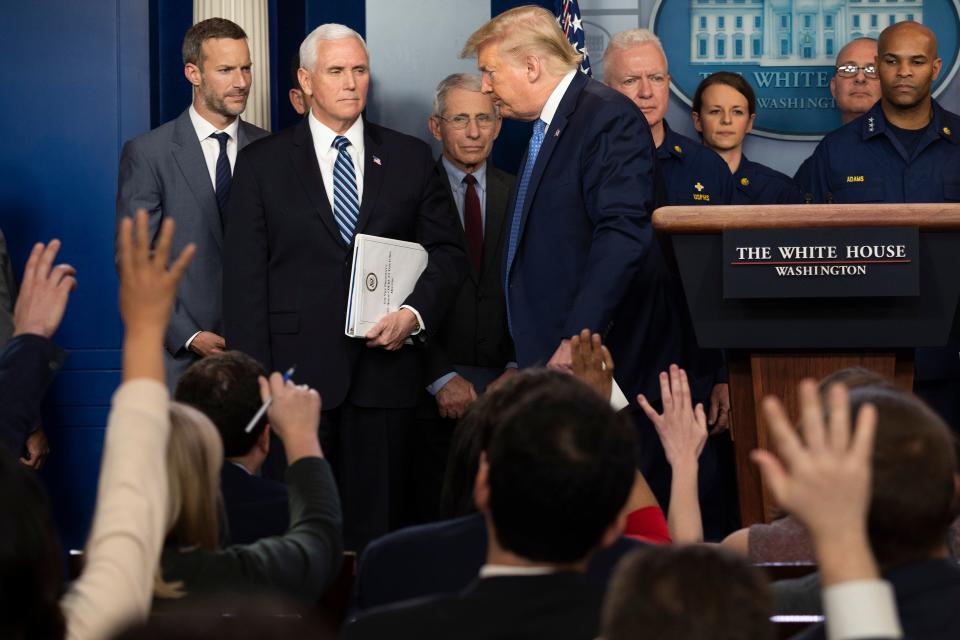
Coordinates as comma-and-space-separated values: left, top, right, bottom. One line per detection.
691, 72, 803, 205
808, 21, 960, 430
794, 37, 881, 193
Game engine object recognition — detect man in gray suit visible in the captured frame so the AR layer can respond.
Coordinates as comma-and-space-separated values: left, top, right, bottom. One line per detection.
116, 18, 268, 388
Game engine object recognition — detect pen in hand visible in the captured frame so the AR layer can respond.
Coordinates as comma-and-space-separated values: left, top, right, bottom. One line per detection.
244, 365, 296, 433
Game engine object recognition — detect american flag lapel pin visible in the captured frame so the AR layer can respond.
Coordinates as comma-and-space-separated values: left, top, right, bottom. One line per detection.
554, 129, 560, 138
372, 155, 382, 166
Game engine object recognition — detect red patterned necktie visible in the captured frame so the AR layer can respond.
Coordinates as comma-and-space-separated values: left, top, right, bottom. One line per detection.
462, 173, 483, 272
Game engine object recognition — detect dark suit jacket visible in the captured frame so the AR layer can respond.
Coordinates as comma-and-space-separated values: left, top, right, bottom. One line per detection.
117, 108, 268, 389
504, 72, 656, 399
220, 462, 290, 546
222, 118, 467, 409
346, 572, 604, 640
425, 160, 515, 386
791, 559, 960, 640
0, 334, 66, 455
351, 513, 644, 614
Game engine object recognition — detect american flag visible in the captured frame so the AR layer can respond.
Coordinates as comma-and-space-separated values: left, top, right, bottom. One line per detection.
556, 0, 591, 76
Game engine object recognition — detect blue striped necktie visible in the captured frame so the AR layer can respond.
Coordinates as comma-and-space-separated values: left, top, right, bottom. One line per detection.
505, 119, 546, 287
332, 135, 359, 244
210, 132, 231, 214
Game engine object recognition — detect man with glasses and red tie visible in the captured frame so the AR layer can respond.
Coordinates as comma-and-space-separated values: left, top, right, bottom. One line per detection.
411, 73, 517, 521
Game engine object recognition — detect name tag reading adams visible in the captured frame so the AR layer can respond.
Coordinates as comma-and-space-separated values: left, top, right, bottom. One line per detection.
722, 227, 919, 299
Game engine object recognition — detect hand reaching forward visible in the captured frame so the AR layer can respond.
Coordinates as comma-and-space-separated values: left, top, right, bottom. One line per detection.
638, 365, 707, 468
570, 329, 613, 400
13, 239, 77, 338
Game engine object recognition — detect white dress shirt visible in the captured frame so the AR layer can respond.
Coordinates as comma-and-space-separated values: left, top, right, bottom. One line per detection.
184, 106, 240, 350
306, 112, 423, 335
307, 111, 366, 209
538, 69, 577, 129
188, 105, 240, 190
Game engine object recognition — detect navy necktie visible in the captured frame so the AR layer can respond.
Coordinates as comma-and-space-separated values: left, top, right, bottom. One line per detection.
210, 132, 231, 213
332, 136, 359, 245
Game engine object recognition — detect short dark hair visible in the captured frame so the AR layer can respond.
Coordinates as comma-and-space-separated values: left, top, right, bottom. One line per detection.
486, 371, 636, 563
851, 386, 959, 568
692, 71, 757, 115
439, 369, 562, 519
602, 546, 774, 640
290, 53, 303, 91
0, 453, 66, 639
182, 18, 247, 67
175, 351, 267, 458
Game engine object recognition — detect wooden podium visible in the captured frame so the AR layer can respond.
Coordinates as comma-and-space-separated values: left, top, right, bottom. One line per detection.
653, 203, 960, 526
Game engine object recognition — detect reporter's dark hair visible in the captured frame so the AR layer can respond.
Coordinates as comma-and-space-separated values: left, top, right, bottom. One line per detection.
439, 369, 563, 519
290, 53, 303, 91
850, 385, 959, 568
487, 371, 636, 562
692, 71, 757, 115
0, 451, 66, 639
175, 351, 267, 458
602, 545, 774, 640
182, 18, 247, 67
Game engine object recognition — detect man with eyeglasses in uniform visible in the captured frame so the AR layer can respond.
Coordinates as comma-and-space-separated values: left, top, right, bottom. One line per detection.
794, 37, 880, 192
412, 73, 517, 521
806, 21, 960, 434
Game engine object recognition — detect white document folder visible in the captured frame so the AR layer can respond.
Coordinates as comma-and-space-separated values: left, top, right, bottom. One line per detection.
345, 234, 428, 338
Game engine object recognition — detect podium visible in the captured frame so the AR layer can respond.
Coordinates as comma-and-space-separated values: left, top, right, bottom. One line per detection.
653, 203, 960, 526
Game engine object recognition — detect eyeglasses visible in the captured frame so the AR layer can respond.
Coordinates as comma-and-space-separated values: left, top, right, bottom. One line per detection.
836, 64, 878, 79
436, 114, 497, 129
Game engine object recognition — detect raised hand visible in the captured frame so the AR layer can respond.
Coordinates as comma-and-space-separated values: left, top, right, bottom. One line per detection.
638, 365, 707, 468
751, 380, 878, 585
117, 209, 194, 381
13, 239, 77, 338
258, 372, 323, 464
570, 329, 613, 400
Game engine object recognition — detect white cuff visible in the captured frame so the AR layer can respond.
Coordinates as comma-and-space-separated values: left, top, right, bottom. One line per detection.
184, 330, 203, 350
823, 579, 902, 640
400, 305, 424, 335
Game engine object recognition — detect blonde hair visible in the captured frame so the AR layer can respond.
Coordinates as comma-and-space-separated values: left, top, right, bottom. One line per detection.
461, 5, 581, 76
154, 402, 225, 599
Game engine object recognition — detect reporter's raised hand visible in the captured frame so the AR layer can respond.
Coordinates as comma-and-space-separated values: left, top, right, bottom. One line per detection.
13, 239, 77, 338
258, 372, 323, 464
117, 209, 194, 381
118, 209, 194, 336
638, 365, 707, 543
751, 380, 878, 585
570, 329, 613, 400
638, 365, 707, 468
